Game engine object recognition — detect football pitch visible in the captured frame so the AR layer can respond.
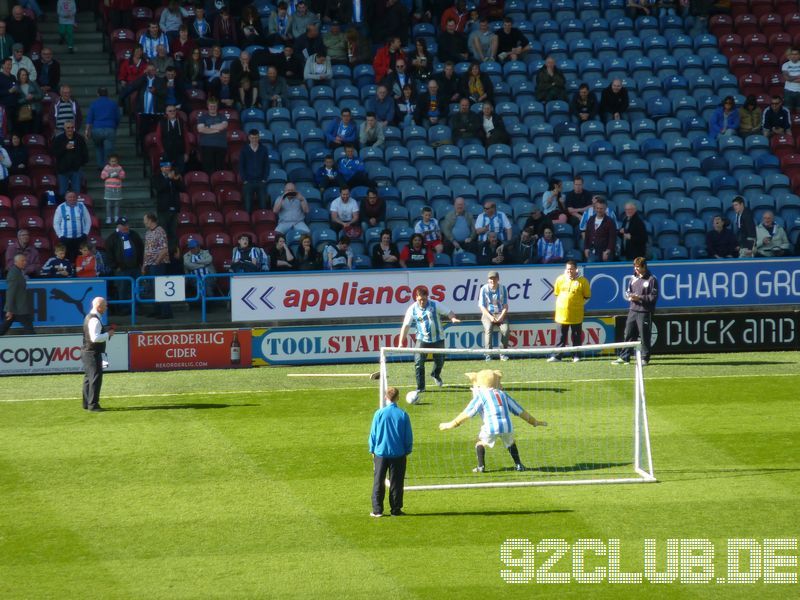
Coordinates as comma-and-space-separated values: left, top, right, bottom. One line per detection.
1, 351, 798, 599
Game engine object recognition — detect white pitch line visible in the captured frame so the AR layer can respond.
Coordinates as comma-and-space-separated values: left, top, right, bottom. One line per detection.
0, 371, 796, 404
286, 373, 375, 377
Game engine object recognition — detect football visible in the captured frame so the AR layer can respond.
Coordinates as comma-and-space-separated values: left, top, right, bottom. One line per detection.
405, 390, 420, 405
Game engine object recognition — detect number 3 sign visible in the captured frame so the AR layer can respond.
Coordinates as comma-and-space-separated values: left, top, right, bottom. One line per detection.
155, 276, 186, 302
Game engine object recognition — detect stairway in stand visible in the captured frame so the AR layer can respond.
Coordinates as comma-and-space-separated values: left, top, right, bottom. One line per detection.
39, 10, 149, 235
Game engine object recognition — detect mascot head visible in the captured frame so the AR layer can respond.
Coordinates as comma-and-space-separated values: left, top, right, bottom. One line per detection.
465, 369, 502, 390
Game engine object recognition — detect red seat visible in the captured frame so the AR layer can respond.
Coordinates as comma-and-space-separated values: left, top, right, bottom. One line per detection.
769, 33, 793, 59
219, 189, 242, 211
210, 169, 238, 189
719, 33, 743, 58
191, 190, 218, 211
743, 33, 769, 56
87, 232, 105, 250
7, 175, 32, 198
252, 209, 277, 227
186, 88, 207, 111
776, 0, 799, 18
13, 193, 39, 212
179, 191, 191, 212
29, 234, 50, 251
0, 195, 11, 219
258, 229, 278, 251
780, 153, 800, 176
729, 0, 749, 19
759, 13, 785, 38
709, 14, 733, 38
766, 73, 785, 97
755, 53, 780, 78
734, 14, 759, 37
210, 246, 230, 272
198, 210, 225, 235
22, 134, 46, 153
205, 232, 231, 248
19, 214, 44, 231
770, 134, 795, 159
750, 0, 776, 18
225, 129, 247, 169
131, 7, 153, 32
785, 13, 800, 37
739, 74, 765, 98
225, 209, 251, 237
33, 173, 57, 195
0, 215, 18, 231
0, 231, 17, 249
728, 53, 755, 78
176, 211, 198, 239
184, 170, 210, 196
76, 193, 94, 209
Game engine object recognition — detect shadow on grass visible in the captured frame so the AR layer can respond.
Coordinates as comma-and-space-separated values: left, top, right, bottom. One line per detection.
445, 385, 570, 394
105, 403, 258, 411
652, 358, 794, 366
657, 467, 800, 482
524, 461, 633, 473
410, 509, 574, 517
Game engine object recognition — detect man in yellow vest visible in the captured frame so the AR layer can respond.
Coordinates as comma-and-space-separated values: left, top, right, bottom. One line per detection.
547, 259, 591, 363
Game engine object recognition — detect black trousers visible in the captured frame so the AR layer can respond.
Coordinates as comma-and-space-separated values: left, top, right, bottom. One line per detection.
372, 455, 407, 515
556, 323, 582, 356
60, 235, 87, 262
201, 146, 226, 174
82, 350, 103, 409
0, 313, 35, 335
414, 339, 444, 392
619, 311, 653, 362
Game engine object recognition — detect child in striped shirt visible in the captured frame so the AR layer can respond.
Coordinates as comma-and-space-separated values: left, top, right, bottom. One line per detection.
100, 154, 126, 225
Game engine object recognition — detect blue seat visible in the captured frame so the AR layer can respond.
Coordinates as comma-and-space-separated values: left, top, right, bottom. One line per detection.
634, 177, 660, 199
766, 174, 791, 197
391, 164, 419, 184
476, 180, 504, 202
656, 118, 683, 141
453, 251, 477, 266
650, 157, 677, 178
385, 145, 410, 165
667, 32, 694, 57
641, 138, 667, 159
659, 176, 686, 200
636, 15, 660, 39
435, 144, 461, 167
744, 135, 770, 157
644, 34, 669, 59
700, 154, 728, 180
411, 145, 436, 168
685, 176, 713, 200
736, 173, 764, 197
545, 100, 570, 125
711, 175, 738, 195
632, 118, 657, 143
619, 36, 643, 60
569, 37, 593, 61
418, 164, 444, 184
461, 143, 487, 165
696, 196, 723, 221
589, 140, 615, 158
678, 54, 705, 80
664, 245, 689, 259
585, 17, 610, 40
470, 163, 496, 184
673, 156, 701, 178
690, 136, 717, 161
554, 122, 579, 144
728, 154, 755, 177
694, 33, 719, 56
403, 125, 427, 147
703, 53, 729, 79
646, 96, 672, 119
353, 64, 375, 88
754, 154, 781, 177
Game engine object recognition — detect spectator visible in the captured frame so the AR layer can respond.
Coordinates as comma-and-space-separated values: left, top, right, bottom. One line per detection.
541, 178, 568, 224
267, 2, 293, 45
345, 28, 372, 67
207, 68, 237, 109
33, 47, 59, 95
74, 241, 97, 277
203, 45, 224, 84
304, 50, 332, 86
4, 228, 40, 276
183, 239, 215, 291
361, 187, 386, 229
496, 16, 530, 63
475, 200, 513, 243
290, 1, 318, 39
295, 234, 321, 270
536, 226, 564, 263
238, 5, 265, 46
0, 253, 34, 335
359, 112, 385, 148
459, 61, 493, 106
183, 48, 204, 89
118, 46, 148, 90
10, 43, 34, 80
151, 159, 182, 245
755, 211, 791, 257
400, 233, 433, 268
479, 0, 505, 20
414, 205, 444, 254
105, 217, 143, 312
139, 22, 169, 60
366, 85, 395, 127
40, 243, 74, 277
239, 129, 270, 213
535, 56, 567, 102
706, 215, 738, 258
259, 66, 289, 108
325, 107, 357, 149
213, 6, 238, 47
0, 58, 17, 122
159, 0, 185, 39
372, 37, 406, 83
56, 0, 76, 53
163, 66, 186, 112
230, 51, 257, 90
709, 96, 739, 141
6, 6, 36, 54
0, 141, 11, 194
583, 197, 616, 262
338, 144, 374, 187
781, 47, 800, 115
436, 61, 461, 105
5, 132, 26, 174
273, 182, 310, 235
579, 194, 621, 232
323, 21, 347, 64
507, 226, 536, 264
441, 196, 477, 254
469, 17, 498, 62
315, 154, 345, 190
51, 84, 82, 134
14, 67, 40, 134
570, 83, 598, 123
156, 105, 189, 173
478, 101, 509, 147
441, 0, 469, 32
85, 87, 120, 168
409, 38, 432, 82
437, 18, 469, 64
171, 26, 196, 69
100, 153, 125, 225
188, 6, 214, 47
295, 23, 326, 62
196, 98, 228, 174
477, 230, 507, 265
372, 0, 410, 46
330, 185, 360, 235
738, 95, 763, 137
52, 121, 88, 196
230, 233, 269, 272
142, 213, 173, 318
326, 234, 353, 270
396, 83, 417, 126
151, 44, 175, 79
120, 64, 165, 147
732, 195, 757, 256
450, 97, 482, 147
53, 191, 91, 260
565, 175, 592, 226
0, 22, 13, 62
269, 234, 296, 271
619, 201, 647, 261
762, 95, 791, 137
372, 228, 401, 268
414, 78, 448, 127
381, 57, 414, 102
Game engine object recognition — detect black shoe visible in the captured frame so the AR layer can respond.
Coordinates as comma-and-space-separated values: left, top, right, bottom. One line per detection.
391, 510, 406, 516
88, 406, 104, 412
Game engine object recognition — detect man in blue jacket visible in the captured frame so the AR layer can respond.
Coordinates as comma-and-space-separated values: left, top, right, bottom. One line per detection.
239, 129, 270, 212
368, 386, 413, 517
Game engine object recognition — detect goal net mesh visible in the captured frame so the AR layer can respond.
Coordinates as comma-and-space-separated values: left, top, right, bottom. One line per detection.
379, 342, 655, 490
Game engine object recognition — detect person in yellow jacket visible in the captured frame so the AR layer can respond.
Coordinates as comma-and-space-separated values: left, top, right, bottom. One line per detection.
548, 259, 591, 363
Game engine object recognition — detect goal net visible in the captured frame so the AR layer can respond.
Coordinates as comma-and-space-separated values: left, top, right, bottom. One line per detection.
379, 342, 655, 491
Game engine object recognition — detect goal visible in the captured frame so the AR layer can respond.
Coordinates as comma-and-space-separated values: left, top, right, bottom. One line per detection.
378, 342, 655, 491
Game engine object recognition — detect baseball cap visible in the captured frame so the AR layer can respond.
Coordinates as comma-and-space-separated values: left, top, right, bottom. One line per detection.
12, 43, 23, 51
116, 216, 128, 225
160, 160, 172, 168
187, 239, 199, 248
488, 270, 499, 279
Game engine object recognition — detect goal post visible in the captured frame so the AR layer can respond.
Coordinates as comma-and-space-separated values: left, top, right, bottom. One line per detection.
379, 342, 656, 491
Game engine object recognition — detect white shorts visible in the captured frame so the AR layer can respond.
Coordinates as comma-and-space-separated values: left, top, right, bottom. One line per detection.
478, 427, 515, 449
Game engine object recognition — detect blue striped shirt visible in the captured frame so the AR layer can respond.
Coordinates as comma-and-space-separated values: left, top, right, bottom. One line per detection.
478, 283, 508, 315
403, 299, 451, 343
414, 217, 441, 243
139, 32, 169, 60
53, 201, 91, 239
475, 211, 512, 242
464, 388, 524, 435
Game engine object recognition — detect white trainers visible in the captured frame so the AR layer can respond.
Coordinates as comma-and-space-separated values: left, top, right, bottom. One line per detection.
547, 356, 560, 363
484, 354, 492, 361
472, 466, 484, 473
572, 356, 580, 363
369, 512, 383, 518
611, 358, 628, 365
432, 375, 443, 387
500, 354, 509, 362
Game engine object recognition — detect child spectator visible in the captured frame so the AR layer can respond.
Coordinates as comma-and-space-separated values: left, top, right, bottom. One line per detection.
100, 154, 126, 225
41, 244, 75, 277
326, 236, 353, 270
75, 242, 97, 277
414, 206, 444, 254
57, 0, 77, 53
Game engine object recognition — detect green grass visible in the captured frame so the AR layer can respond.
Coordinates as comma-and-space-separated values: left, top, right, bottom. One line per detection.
1, 352, 799, 599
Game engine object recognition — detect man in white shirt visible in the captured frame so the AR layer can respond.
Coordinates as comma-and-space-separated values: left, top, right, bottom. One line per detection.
82, 297, 115, 412
781, 47, 800, 114
329, 185, 360, 235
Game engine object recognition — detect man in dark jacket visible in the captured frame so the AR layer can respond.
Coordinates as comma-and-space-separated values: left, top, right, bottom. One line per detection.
437, 18, 468, 64
0, 253, 34, 335
33, 47, 60, 94
619, 202, 647, 260
583, 197, 616, 262
239, 129, 270, 212
156, 105, 189, 173
414, 79, 449, 126
52, 121, 89, 196
105, 217, 144, 315
450, 97, 481, 147
731, 195, 757, 256
613, 257, 658, 366
151, 159, 183, 245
